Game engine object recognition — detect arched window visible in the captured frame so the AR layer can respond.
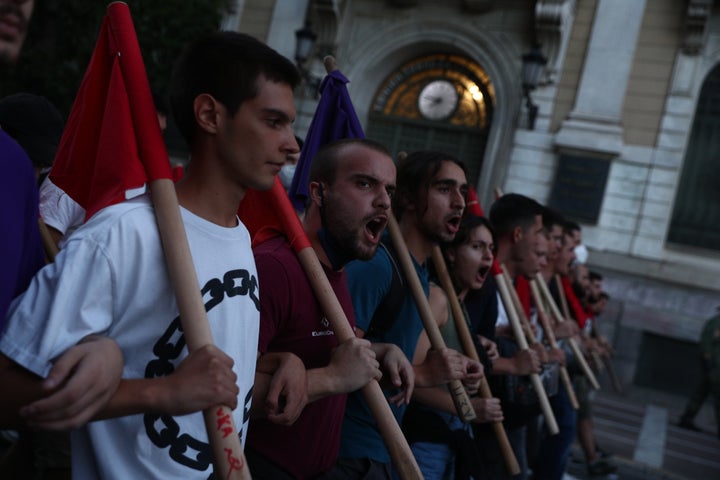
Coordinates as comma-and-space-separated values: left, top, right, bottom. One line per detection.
365, 53, 494, 185
667, 64, 720, 251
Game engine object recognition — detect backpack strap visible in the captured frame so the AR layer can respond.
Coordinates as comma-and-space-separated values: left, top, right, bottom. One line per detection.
365, 240, 405, 339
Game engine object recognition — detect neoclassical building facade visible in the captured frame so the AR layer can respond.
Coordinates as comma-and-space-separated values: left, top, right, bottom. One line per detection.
227, 0, 720, 391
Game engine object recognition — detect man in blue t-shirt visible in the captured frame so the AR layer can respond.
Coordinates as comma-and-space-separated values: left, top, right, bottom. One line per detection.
333, 150, 483, 478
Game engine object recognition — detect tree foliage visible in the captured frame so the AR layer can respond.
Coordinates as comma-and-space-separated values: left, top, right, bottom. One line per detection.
1, 0, 231, 117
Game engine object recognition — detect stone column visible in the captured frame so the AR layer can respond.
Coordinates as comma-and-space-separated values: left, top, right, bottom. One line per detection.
556, 0, 647, 155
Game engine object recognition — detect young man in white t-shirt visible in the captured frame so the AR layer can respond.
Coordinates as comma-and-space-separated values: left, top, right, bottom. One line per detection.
0, 31, 303, 479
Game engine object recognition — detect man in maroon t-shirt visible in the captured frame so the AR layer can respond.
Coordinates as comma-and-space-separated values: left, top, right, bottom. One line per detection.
247, 138, 415, 479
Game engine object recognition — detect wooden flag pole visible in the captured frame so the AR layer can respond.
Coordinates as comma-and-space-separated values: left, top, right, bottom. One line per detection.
529, 280, 580, 410
555, 275, 604, 376
387, 215, 477, 422
244, 177, 423, 479
552, 274, 601, 390
107, 3, 249, 477
535, 273, 600, 390
501, 271, 540, 347
150, 180, 250, 480
431, 246, 520, 475
495, 267, 559, 435
293, 245, 423, 479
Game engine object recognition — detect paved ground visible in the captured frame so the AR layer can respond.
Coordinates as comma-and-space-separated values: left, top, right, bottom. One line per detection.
558, 381, 720, 480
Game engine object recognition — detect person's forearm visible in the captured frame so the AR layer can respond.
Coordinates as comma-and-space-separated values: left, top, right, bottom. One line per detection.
413, 363, 445, 387
490, 356, 520, 376
306, 367, 344, 402
98, 378, 169, 419
412, 385, 456, 414
0, 355, 46, 428
370, 342, 390, 360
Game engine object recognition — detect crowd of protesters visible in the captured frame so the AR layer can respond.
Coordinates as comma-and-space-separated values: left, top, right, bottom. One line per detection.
0, 3, 666, 479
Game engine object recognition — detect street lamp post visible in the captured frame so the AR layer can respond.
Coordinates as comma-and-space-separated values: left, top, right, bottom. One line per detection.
294, 22, 321, 97
521, 46, 547, 130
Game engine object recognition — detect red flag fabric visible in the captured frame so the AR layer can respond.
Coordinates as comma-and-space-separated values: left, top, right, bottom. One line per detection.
171, 164, 185, 183
560, 275, 591, 329
49, 3, 171, 221
237, 176, 311, 253
466, 186, 485, 217
514, 275, 532, 319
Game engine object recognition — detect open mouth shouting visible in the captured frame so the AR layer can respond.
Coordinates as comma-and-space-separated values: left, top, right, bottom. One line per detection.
476, 265, 490, 284
445, 213, 462, 234
364, 215, 387, 244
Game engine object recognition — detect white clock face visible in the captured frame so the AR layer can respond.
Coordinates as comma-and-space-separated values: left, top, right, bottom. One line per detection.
418, 80, 458, 120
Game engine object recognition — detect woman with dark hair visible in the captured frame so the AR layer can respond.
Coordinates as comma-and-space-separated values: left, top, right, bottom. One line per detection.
403, 214, 504, 479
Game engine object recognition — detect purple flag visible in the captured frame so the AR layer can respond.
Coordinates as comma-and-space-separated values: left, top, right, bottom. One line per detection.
288, 69, 365, 211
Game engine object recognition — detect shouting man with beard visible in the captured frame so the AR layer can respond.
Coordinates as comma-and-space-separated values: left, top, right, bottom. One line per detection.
246, 138, 415, 479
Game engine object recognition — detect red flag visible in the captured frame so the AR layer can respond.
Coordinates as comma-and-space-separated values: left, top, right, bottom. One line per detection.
560, 275, 591, 328
171, 164, 185, 183
238, 177, 311, 253
49, 3, 171, 221
514, 275, 532, 319
466, 185, 485, 217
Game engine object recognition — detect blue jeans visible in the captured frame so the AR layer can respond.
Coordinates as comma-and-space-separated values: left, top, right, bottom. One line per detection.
532, 385, 577, 480
505, 424, 528, 480
410, 410, 472, 479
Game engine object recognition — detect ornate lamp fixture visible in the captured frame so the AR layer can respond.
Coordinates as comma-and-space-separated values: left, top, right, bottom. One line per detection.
294, 22, 321, 95
521, 46, 547, 130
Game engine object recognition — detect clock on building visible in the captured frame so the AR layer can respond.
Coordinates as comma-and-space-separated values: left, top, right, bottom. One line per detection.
418, 79, 458, 120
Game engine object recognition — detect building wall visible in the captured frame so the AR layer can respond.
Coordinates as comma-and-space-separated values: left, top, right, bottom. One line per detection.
331, 0, 534, 210
241, 0, 720, 390
623, 0, 682, 147
551, 0, 596, 131
237, 0, 276, 40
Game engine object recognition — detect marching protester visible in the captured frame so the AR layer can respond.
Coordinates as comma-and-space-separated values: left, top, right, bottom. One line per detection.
0, 0, 127, 445
335, 150, 484, 478
0, 31, 304, 479
532, 208, 579, 480
403, 213, 504, 478
486, 192, 546, 480
0, 0, 43, 326
246, 138, 414, 478
546, 222, 617, 477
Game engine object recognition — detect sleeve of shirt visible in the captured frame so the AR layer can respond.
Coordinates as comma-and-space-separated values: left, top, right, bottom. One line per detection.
39, 176, 86, 235
344, 248, 393, 332
254, 250, 292, 353
0, 235, 115, 377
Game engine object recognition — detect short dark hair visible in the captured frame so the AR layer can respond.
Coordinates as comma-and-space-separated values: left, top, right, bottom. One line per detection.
489, 193, 544, 239
565, 220, 581, 235
542, 206, 565, 232
589, 271, 603, 282
169, 31, 300, 145
392, 150, 467, 220
309, 138, 391, 186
